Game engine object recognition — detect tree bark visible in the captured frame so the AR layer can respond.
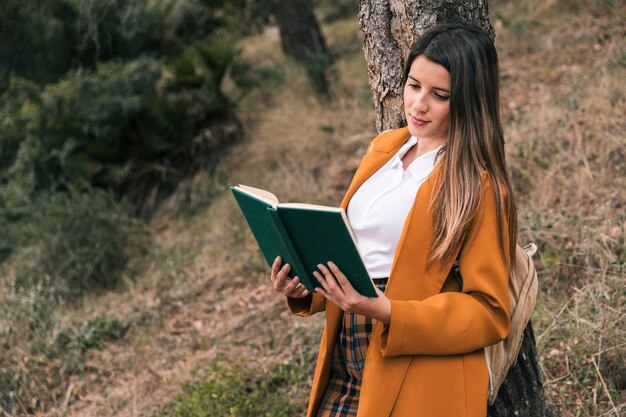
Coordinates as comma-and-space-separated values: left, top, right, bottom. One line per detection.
358, 0, 493, 132
272, 0, 329, 65
255, 0, 274, 24
272, 0, 331, 93
358, 2, 553, 415
488, 322, 553, 417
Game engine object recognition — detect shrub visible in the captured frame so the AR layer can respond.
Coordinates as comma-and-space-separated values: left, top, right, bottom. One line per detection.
0, 38, 250, 217
0, 0, 261, 92
152, 359, 309, 417
2, 185, 148, 296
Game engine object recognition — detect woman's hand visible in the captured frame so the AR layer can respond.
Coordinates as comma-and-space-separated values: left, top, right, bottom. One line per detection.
313, 261, 391, 324
270, 256, 310, 298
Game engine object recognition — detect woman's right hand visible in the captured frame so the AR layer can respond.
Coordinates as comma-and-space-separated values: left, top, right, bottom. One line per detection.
270, 256, 310, 298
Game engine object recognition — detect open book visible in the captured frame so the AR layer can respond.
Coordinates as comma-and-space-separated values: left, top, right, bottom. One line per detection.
231, 185, 377, 297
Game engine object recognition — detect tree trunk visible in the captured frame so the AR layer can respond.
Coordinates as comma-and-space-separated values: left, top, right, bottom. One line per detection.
272, 0, 330, 93
256, 0, 274, 24
358, 0, 493, 132
272, 0, 329, 64
358, 2, 553, 415
488, 322, 553, 417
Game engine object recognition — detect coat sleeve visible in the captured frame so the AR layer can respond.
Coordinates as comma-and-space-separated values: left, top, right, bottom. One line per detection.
379, 181, 511, 356
286, 292, 326, 317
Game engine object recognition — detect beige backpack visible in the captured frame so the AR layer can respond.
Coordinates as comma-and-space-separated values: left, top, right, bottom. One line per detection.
485, 242, 539, 404
450, 242, 539, 404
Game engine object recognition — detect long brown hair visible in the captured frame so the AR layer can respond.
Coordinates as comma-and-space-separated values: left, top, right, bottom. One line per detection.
404, 23, 518, 268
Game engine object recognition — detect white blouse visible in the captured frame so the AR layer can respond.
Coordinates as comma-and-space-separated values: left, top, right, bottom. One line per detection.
347, 136, 442, 278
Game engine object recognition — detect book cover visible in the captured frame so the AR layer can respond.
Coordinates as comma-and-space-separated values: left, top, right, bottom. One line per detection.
230, 185, 377, 297
230, 186, 308, 285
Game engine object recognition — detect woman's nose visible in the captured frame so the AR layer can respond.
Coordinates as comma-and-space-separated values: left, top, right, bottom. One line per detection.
411, 93, 428, 113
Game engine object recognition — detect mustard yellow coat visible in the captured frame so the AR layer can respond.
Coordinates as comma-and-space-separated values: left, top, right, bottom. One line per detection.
288, 127, 511, 417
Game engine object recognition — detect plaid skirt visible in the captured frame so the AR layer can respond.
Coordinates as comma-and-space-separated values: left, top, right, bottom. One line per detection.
316, 278, 388, 417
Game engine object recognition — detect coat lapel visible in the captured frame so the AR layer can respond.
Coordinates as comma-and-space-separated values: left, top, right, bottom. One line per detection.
385, 160, 458, 300
340, 127, 411, 210
331, 127, 461, 417
356, 161, 456, 417
339, 126, 457, 298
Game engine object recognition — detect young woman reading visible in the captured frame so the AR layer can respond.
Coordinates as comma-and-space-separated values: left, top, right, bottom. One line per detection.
269, 22, 517, 417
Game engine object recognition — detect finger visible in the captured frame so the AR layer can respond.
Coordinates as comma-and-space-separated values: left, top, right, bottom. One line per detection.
274, 263, 291, 290
291, 282, 309, 298
297, 286, 310, 297
317, 264, 342, 293
283, 275, 301, 294
327, 261, 351, 290
270, 256, 282, 282
313, 270, 331, 292
314, 284, 328, 297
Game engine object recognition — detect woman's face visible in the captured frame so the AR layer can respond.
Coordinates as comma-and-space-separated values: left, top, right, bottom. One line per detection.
403, 55, 451, 143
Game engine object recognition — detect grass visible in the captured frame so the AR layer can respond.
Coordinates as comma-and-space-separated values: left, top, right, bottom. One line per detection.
152, 357, 312, 417
493, 0, 625, 414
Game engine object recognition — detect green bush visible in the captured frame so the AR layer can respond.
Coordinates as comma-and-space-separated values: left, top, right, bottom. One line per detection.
5, 186, 148, 295
0, 0, 261, 92
303, 52, 332, 96
0, 38, 250, 217
153, 359, 309, 417
0, 0, 77, 91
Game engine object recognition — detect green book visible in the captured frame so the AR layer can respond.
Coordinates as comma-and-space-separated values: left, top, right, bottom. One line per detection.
231, 184, 377, 298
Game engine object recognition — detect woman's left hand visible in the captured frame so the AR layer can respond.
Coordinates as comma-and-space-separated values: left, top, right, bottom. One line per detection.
313, 261, 391, 324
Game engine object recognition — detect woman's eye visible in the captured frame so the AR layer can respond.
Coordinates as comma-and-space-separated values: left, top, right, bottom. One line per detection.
408, 83, 420, 90
434, 93, 449, 100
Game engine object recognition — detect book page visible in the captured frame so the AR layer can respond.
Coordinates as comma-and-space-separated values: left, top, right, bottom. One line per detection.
236, 185, 279, 206
278, 202, 340, 212
339, 209, 360, 248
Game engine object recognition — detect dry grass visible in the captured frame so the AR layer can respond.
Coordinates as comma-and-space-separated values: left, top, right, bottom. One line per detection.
493, 0, 625, 415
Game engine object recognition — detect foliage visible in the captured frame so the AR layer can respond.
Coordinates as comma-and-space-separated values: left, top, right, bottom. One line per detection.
152, 358, 309, 417
315, 0, 359, 22
303, 52, 333, 96
0, 0, 77, 91
71, 0, 264, 60
0, 0, 263, 414
0, 279, 130, 414
2, 186, 148, 295
0, 0, 265, 93
206, 0, 270, 37
0, 37, 250, 218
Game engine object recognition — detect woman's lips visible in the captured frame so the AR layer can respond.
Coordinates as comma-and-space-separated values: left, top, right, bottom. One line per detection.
410, 115, 430, 127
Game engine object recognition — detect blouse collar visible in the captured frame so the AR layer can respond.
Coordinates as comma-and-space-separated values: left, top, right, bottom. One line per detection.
394, 136, 444, 182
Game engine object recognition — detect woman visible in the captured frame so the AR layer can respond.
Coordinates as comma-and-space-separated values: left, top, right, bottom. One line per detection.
270, 22, 517, 417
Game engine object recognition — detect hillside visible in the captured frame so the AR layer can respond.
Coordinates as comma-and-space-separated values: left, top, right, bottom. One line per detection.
3, 0, 623, 416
